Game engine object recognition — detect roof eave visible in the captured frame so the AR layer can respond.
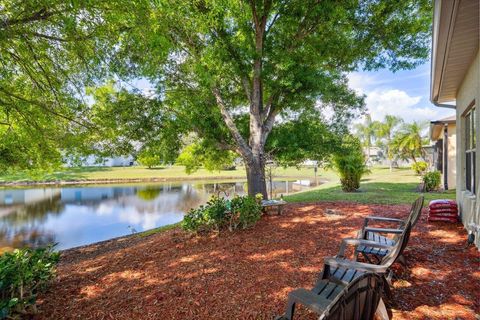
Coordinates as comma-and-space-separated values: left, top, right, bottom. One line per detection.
430, 0, 459, 107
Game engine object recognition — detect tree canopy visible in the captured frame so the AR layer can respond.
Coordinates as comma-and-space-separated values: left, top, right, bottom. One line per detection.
88, 0, 432, 197
1, 0, 432, 197
0, 0, 149, 171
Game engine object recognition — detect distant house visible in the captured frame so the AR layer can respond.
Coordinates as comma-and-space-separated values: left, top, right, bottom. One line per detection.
66, 155, 135, 167
430, 0, 479, 246
430, 116, 456, 190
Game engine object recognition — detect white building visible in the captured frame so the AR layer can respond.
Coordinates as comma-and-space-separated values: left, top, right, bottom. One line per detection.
430, 0, 479, 247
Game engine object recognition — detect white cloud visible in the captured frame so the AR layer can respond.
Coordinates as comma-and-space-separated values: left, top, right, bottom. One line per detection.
364, 89, 453, 123
347, 72, 454, 124
365, 89, 420, 120
347, 73, 378, 94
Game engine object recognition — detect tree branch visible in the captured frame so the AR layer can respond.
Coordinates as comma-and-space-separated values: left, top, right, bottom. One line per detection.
212, 88, 252, 158
212, 28, 252, 103
0, 8, 62, 29
262, 101, 280, 142
0, 87, 92, 129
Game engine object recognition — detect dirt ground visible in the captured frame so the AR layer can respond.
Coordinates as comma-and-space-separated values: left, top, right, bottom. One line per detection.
36, 202, 480, 319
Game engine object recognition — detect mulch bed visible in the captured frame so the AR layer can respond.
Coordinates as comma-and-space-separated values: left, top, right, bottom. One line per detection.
36, 202, 480, 319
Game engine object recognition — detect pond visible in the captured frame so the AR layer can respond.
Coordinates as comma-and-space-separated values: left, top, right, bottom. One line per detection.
0, 179, 315, 251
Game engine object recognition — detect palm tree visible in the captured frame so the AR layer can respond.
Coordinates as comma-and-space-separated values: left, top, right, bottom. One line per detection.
391, 121, 427, 164
375, 115, 403, 171
354, 114, 376, 162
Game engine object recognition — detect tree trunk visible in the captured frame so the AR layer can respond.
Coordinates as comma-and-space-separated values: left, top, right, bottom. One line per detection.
411, 153, 417, 164
245, 155, 267, 199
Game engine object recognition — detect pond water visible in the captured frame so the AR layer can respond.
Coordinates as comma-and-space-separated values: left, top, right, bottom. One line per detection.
0, 179, 314, 251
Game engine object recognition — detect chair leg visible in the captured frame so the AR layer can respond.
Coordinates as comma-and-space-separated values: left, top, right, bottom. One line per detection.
284, 297, 296, 320
382, 277, 393, 299
375, 298, 390, 320
397, 254, 407, 267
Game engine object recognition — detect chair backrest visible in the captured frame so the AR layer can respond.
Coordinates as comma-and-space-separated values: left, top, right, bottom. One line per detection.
400, 196, 425, 228
409, 196, 425, 227
380, 221, 412, 267
323, 272, 384, 320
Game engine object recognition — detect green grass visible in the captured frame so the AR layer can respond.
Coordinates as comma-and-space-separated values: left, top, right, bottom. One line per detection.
0, 165, 317, 184
1, 165, 454, 206
135, 222, 182, 238
285, 166, 456, 205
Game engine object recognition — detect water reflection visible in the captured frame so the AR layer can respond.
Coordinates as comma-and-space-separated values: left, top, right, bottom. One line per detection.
0, 180, 312, 251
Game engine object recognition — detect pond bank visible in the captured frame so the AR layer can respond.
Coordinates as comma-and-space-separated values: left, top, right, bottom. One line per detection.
0, 165, 322, 187
35, 202, 479, 319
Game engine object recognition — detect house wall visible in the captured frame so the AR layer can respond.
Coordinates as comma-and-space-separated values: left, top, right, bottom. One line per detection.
446, 123, 456, 189
456, 50, 479, 247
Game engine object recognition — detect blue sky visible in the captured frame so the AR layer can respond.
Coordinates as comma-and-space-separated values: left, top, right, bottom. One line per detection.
347, 60, 455, 124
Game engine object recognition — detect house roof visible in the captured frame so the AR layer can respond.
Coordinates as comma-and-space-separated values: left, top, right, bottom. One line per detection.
432, 115, 456, 124
430, 0, 479, 105
430, 115, 456, 141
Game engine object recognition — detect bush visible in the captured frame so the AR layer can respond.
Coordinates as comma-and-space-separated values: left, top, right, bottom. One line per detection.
229, 195, 262, 230
412, 161, 428, 175
182, 195, 262, 233
423, 171, 441, 192
0, 246, 60, 318
331, 138, 370, 192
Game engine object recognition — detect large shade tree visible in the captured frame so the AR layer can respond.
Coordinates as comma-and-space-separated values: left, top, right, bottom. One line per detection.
94, 0, 431, 198
1, 0, 432, 198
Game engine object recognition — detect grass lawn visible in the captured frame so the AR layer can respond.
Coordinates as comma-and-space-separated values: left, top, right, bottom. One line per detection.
0, 165, 317, 183
1, 165, 455, 206
285, 166, 456, 205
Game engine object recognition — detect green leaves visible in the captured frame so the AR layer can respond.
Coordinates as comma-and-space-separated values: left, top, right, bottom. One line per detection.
182, 195, 262, 233
331, 136, 370, 192
0, 0, 154, 172
0, 0, 433, 187
391, 121, 428, 163
423, 171, 441, 192
176, 142, 237, 174
0, 246, 59, 318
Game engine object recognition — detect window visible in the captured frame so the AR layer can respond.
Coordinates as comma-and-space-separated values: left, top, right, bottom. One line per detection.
465, 106, 476, 194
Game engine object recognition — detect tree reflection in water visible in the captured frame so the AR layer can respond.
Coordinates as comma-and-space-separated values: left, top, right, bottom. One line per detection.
0, 180, 310, 250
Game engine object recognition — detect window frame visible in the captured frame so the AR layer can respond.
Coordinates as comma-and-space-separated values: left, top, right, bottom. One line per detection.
465, 106, 476, 194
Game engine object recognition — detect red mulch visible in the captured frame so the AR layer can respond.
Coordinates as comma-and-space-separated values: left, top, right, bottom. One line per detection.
36, 202, 480, 319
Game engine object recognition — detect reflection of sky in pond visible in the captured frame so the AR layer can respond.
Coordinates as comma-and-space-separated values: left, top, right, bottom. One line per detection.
0, 180, 313, 251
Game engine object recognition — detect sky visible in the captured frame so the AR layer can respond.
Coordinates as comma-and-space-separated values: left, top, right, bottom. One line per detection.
347, 60, 455, 124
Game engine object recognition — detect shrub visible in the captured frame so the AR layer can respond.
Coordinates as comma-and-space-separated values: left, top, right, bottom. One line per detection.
0, 246, 60, 318
423, 171, 441, 192
331, 137, 370, 192
182, 195, 262, 233
229, 195, 262, 230
412, 161, 428, 175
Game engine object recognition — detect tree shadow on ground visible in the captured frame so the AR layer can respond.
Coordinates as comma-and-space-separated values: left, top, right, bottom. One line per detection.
35, 202, 479, 320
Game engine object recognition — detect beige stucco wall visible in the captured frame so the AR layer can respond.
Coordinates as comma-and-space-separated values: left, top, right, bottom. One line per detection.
446, 123, 457, 189
456, 50, 479, 247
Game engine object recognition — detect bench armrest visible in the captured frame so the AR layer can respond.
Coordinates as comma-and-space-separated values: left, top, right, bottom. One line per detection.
338, 238, 394, 257
363, 227, 403, 235
324, 257, 389, 274
363, 216, 403, 227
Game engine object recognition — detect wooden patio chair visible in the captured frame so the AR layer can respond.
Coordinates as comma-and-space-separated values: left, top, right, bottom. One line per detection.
323, 221, 413, 297
275, 223, 413, 319
355, 196, 424, 265
276, 272, 386, 320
